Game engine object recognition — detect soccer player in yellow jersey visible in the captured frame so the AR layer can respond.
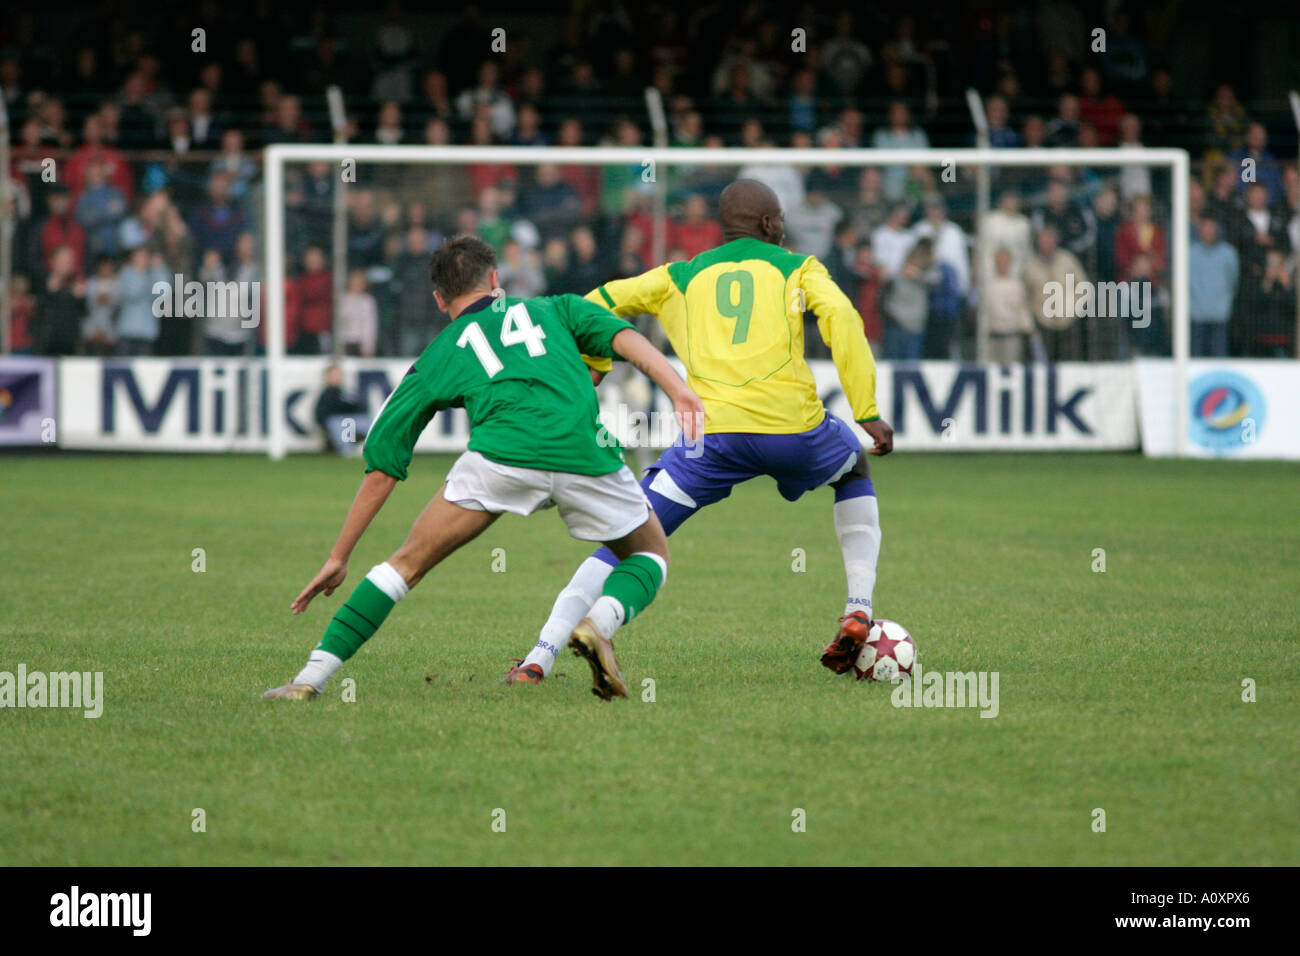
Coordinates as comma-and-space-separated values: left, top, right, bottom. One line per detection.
504, 179, 895, 682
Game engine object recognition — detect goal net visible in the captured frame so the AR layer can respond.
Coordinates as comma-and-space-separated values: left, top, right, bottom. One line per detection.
260, 145, 1191, 459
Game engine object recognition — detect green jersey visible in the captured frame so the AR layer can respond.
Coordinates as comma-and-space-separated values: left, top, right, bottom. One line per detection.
363, 293, 634, 480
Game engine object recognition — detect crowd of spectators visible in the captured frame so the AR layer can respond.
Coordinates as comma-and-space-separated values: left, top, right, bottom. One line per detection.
3, 3, 1297, 360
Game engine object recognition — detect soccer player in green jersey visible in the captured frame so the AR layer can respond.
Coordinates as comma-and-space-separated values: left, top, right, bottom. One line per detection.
264, 236, 704, 701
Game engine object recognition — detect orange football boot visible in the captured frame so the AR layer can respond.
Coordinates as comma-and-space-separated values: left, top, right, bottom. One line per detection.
820, 611, 872, 675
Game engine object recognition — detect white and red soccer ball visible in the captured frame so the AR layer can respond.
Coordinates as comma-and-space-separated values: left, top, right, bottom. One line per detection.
854, 619, 917, 682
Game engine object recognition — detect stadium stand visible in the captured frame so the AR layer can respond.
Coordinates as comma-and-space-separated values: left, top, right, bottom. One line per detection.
3, 3, 1298, 360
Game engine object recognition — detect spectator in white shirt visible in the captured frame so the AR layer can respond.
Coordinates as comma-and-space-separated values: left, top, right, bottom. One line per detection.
455, 61, 516, 141
910, 195, 971, 295
979, 189, 1033, 281
985, 247, 1035, 363
340, 269, 378, 357
871, 203, 916, 276
1117, 114, 1152, 200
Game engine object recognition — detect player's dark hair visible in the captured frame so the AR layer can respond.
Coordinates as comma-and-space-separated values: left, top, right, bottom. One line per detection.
429, 235, 497, 300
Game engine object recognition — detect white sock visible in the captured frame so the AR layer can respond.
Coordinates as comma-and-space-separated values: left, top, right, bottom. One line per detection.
523, 556, 614, 676
293, 649, 344, 692
835, 494, 881, 619
289, 563, 407, 692
584, 595, 626, 641
366, 561, 410, 601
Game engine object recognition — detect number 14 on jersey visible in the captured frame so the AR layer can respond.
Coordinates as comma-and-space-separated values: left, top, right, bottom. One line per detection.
457, 303, 548, 377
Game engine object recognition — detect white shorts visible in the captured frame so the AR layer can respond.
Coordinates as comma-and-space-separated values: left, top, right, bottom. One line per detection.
443, 451, 651, 542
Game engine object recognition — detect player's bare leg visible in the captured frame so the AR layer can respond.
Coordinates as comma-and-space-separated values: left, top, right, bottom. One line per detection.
265, 487, 498, 699
386, 488, 500, 588
567, 511, 670, 701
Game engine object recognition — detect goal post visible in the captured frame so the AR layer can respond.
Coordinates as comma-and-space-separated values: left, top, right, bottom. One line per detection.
262, 144, 1192, 459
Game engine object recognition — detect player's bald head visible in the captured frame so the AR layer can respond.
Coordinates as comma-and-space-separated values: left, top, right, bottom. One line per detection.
719, 178, 785, 245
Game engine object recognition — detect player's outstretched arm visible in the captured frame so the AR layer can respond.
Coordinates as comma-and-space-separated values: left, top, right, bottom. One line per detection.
291, 470, 399, 614
610, 328, 705, 442
581, 267, 673, 389
802, 258, 894, 455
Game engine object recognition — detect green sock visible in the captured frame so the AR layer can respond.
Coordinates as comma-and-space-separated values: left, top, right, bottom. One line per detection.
599, 552, 666, 625
317, 577, 398, 661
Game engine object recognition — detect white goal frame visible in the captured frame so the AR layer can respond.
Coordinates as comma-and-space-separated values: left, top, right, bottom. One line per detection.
262, 144, 1191, 459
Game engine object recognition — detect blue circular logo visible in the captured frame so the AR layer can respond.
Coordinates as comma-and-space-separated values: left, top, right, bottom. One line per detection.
1188, 371, 1266, 452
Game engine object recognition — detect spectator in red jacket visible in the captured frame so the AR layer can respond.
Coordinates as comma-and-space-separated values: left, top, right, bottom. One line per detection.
621, 192, 656, 266
671, 193, 723, 259
1116, 194, 1167, 285
1079, 67, 1125, 147
289, 246, 333, 354
853, 243, 884, 348
466, 116, 516, 196
272, 275, 301, 351
64, 114, 134, 202
555, 117, 600, 216
39, 188, 87, 277
8, 274, 36, 353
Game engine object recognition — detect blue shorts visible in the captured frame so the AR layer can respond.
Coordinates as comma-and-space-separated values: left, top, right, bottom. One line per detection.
592, 414, 866, 561
653, 413, 862, 504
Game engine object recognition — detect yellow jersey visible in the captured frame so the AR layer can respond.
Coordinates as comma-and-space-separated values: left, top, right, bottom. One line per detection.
584, 237, 880, 433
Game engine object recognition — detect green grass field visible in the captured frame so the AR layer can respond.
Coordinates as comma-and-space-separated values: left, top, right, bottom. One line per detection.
2, 451, 1297, 866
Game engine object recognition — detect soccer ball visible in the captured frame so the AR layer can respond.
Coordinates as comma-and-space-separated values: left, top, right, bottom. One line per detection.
854, 619, 917, 682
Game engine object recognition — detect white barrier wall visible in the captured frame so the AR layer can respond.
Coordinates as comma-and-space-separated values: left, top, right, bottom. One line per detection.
1137, 359, 1300, 459
55, 357, 1149, 454
57, 357, 472, 453
822, 361, 1139, 451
